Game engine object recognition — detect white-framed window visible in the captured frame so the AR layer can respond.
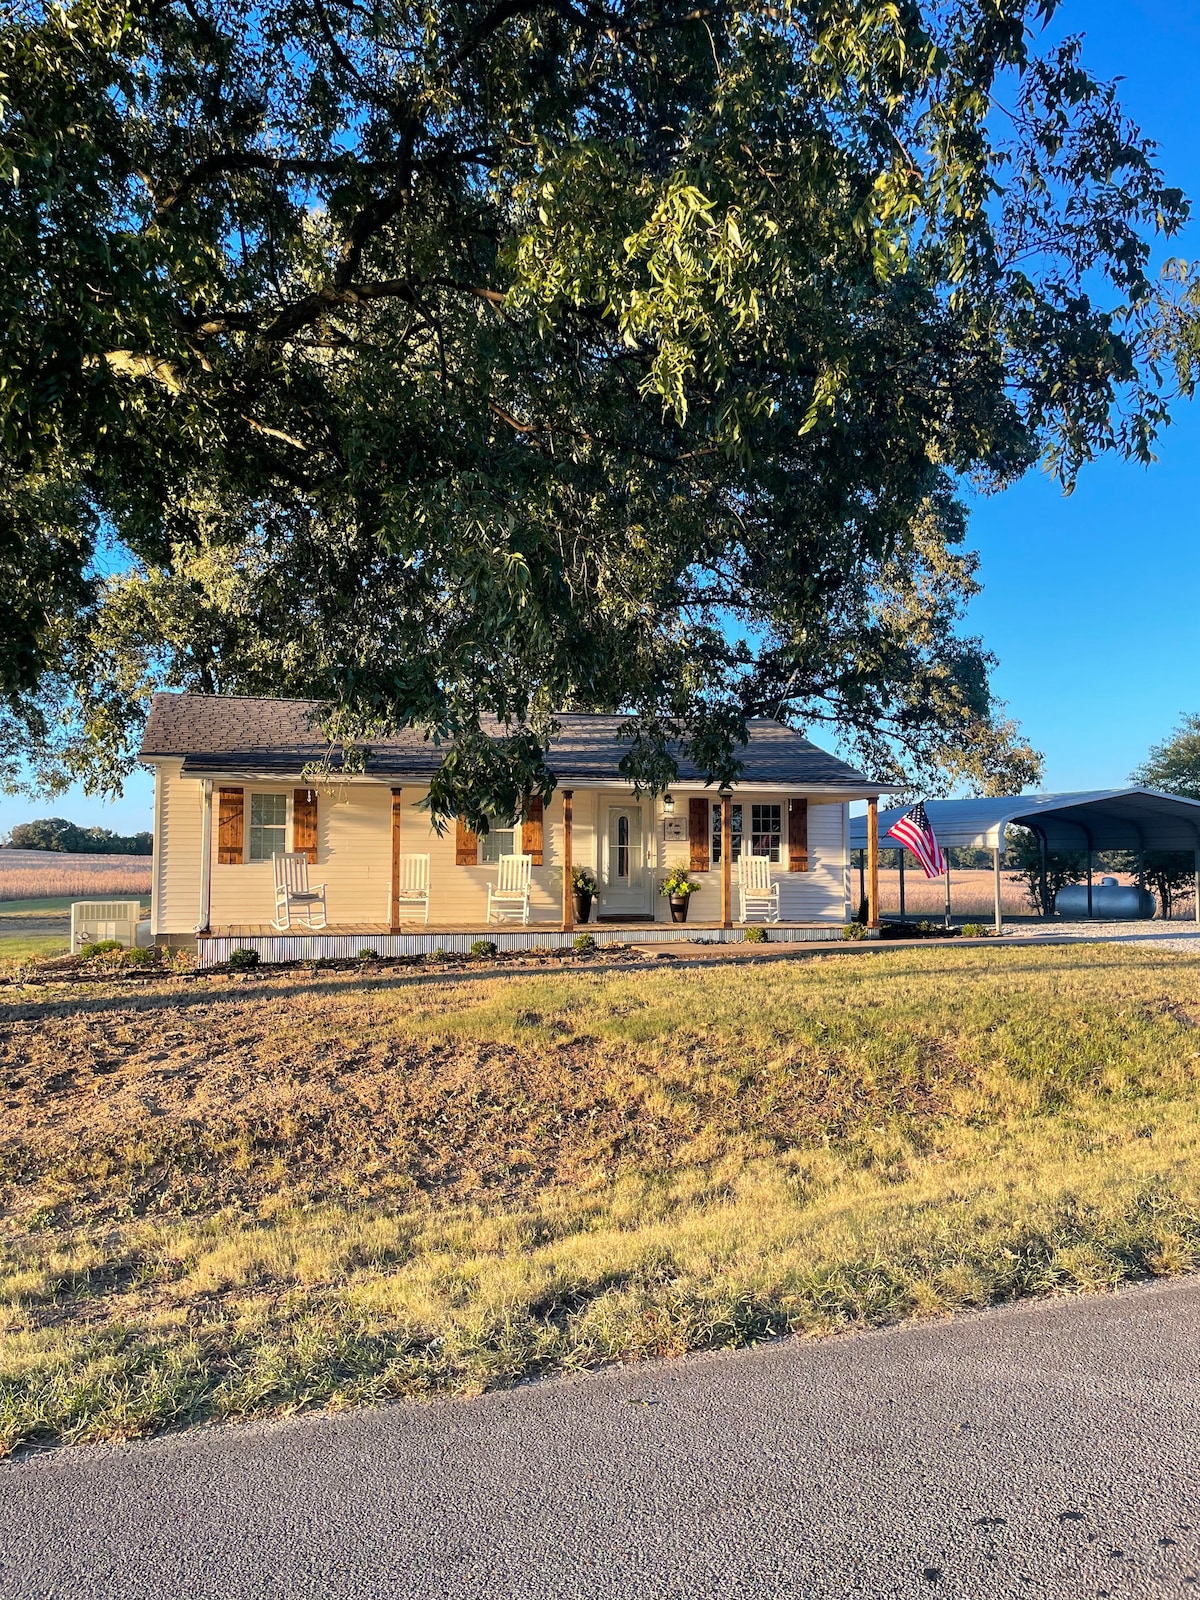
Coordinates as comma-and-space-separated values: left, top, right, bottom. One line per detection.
248, 792, 288, 862
750, 803, 782, 863
712, 802, 782, 864
711, 802, 743, 864
480, 822, 518, 864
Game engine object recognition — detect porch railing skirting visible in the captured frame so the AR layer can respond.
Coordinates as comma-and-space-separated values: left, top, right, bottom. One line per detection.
194, 923, 844, 968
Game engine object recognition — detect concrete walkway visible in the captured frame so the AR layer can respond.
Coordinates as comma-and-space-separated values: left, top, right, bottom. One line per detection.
2, 1279, 1197, 1598
1001, 919, 1200, 951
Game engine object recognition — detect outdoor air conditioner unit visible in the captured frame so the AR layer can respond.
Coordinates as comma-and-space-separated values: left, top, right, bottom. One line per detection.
71, 900, 145, 951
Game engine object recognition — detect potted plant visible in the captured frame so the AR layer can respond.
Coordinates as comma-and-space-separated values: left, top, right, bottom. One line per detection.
660, 865, 700, 923
572, 866, 597, 924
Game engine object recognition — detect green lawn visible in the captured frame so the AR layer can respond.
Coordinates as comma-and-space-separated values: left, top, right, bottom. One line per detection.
2, 942, 1200, 1453
0, 897, 75, 916
0, 935, 70, 963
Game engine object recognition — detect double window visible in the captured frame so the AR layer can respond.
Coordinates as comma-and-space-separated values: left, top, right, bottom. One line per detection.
711, 802, 782, 864
248, 792, 288, 862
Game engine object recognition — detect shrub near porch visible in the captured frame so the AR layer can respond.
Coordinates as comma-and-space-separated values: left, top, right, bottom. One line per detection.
3, 944, 1200, 1451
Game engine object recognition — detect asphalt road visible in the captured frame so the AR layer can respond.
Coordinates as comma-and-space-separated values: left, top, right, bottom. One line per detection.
2, 1279, 1198, 1600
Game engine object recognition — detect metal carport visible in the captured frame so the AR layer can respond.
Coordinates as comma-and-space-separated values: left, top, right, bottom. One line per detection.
849, 788, 1200, 932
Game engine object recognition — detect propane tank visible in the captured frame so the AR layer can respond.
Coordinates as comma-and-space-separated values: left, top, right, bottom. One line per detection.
1054, 876, 1156, 920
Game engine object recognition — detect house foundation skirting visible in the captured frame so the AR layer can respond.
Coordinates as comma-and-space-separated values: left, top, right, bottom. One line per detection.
195, 923, 845, 968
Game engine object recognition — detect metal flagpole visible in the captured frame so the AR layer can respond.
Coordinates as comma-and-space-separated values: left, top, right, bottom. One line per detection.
898, 848, 906, 920
993, 846, 1002, 935
944, 860, 951, 930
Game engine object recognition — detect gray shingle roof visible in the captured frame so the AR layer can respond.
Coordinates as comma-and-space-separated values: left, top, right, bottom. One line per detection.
140, 693, 877, 789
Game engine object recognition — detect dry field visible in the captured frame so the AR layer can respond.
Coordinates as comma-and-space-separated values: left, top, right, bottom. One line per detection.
0, 850, 152, 904
873, 867, 1033, 919
871, 867, 1191, 922
3, 943, 1200, 1453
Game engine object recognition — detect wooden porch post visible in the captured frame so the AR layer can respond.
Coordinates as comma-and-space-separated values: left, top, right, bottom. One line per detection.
866, 796, 880, 933
561, 789, 574, 932
720, 791, 733, 929
195, 779, 213, 935
389, 787, 403, 933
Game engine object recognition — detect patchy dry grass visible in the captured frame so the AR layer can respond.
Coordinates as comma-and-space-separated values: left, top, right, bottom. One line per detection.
2, 944, 1200, 1452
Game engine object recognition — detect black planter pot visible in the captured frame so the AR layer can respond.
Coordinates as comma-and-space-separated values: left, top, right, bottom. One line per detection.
668, 894, 690, 924
572, 891, 594, 925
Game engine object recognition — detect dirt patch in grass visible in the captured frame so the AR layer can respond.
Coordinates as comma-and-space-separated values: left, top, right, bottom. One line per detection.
3, 944, 1200, 1453
0, 966, 963, 1224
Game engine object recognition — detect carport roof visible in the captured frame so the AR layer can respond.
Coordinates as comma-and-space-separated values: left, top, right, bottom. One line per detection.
849, 788, 1200, 855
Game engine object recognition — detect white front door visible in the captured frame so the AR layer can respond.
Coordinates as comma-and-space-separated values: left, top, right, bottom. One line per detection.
602, 803, 651, 917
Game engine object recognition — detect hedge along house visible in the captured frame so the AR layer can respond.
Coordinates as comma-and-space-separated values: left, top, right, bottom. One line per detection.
140, 694, 888, 964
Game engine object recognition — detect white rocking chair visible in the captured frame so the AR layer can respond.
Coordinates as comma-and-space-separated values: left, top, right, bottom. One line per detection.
487, 852, 533, 925
739, 853, 780, 923
395, 853, 431, 924
273, 851, 328, 930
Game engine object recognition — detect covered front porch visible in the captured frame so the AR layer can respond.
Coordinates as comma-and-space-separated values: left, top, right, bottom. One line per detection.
175, 775, 858, 945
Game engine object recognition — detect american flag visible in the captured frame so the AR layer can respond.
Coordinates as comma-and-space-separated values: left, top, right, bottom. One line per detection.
887, 801, 946, 879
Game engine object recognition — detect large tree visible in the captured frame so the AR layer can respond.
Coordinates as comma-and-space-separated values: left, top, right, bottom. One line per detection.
1, 0, 1191, 817
1133, 714, 1200, 802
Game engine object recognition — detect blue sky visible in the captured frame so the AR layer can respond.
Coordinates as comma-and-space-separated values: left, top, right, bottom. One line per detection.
2, 0, 1198, 839
965, 0, 1200, 795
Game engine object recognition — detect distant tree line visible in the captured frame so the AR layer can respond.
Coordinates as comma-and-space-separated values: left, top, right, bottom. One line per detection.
2, 818, 153, 855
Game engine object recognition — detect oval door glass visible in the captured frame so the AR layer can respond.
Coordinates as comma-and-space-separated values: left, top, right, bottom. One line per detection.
617, 814, 630, 880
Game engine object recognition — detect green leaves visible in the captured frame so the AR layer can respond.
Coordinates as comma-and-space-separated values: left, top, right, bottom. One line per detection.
0, 0, 1190, 806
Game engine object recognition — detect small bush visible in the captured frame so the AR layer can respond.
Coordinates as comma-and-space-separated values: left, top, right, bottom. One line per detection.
227, 947, 260, 971
961, 923, 990, 939
356, 948, 381, 962
573, 933, 597, 954
743, 926, 768, 944
121, 946, 158, 968
427, 947, 448, 963
842, 922, 868, 941
78, 939, 123, 959
470, 939, 498, 959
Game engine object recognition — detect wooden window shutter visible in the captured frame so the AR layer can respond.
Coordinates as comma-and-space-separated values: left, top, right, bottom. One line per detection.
217, 787, 244, 865
521, 797, 545, 866
689, 797, 711, 872
788, 797, 809, 872
293, 788, 318, 864
455, 815, 478, 866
